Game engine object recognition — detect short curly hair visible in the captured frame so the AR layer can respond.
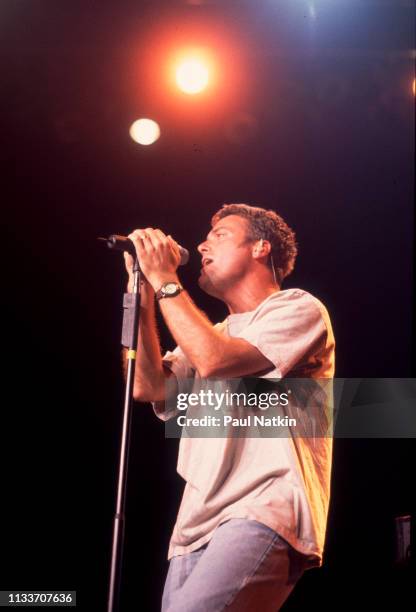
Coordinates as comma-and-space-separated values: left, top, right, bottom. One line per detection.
211, 203, 298, 283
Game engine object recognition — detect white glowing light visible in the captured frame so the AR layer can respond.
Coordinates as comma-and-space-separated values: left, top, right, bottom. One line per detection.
129, 118, 161, 145
175, 58, 209, 94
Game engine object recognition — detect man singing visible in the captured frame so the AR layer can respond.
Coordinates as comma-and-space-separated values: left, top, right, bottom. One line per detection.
125, 203, 335, 611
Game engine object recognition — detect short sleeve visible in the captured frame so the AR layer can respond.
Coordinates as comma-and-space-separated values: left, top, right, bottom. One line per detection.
161, 346, 195, 380
152, 346, 195, 421
232, 291, 329, 378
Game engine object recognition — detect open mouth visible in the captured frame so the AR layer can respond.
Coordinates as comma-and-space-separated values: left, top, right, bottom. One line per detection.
202, 258, 213, 268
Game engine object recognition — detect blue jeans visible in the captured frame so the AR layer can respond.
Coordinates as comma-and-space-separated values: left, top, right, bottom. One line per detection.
161, 519, 309, 612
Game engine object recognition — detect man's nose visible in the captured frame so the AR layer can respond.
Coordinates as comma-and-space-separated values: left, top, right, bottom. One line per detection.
197, 241, 209, 254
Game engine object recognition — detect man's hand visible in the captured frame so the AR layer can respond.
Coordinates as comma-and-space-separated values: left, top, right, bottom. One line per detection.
127, 228, 181, 291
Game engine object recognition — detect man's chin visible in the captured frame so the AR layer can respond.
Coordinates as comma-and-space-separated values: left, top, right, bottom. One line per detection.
198, 274, 209, 291
198, 274, 220, 298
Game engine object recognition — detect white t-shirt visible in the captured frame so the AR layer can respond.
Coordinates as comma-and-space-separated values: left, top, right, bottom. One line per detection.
154, 288, 335, 566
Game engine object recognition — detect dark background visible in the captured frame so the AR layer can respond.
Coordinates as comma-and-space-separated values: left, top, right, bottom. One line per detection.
1, 1, 414, 610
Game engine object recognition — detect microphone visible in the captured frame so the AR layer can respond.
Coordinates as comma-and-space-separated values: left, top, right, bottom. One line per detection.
98, 234, 189, 266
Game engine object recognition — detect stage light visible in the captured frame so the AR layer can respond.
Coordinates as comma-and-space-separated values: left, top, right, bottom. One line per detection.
129, 118, 160, 145
175, 58, 209, 94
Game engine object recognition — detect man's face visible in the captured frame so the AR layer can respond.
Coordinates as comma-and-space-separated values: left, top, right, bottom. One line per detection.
197, 214, 254, 297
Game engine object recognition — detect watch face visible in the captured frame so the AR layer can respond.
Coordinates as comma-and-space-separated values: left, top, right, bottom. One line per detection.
157, 282, 182, 300
164, 283, 178, 295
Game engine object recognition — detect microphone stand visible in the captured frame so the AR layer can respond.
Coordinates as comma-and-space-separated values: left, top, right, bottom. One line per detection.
107, 257, 141, 612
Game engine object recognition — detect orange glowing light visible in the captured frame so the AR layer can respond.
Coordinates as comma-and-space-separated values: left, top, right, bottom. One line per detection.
175, 58, 209, 94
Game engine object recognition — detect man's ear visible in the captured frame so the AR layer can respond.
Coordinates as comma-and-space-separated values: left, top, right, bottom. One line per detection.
253, 238, 272, 260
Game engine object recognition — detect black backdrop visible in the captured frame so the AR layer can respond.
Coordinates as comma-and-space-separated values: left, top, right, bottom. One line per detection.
1, 1, 414, 610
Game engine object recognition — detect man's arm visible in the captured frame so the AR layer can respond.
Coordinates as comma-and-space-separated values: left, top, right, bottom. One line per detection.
126, 231, 274, 379
157, 290, 273, 378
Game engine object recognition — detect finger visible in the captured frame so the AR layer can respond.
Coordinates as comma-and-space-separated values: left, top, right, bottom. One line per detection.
167, 235, 181, 258
151, 229, 171, 252
128, 231, 148, 258
142, 228, 159, 249
167, 234, 179, 249
128, 230, 149, 246
153, 228, 169, 243
129, 229, 147, 241
130, 228, 166, 248
142, 228, 167, 250
123, 252, 134, 268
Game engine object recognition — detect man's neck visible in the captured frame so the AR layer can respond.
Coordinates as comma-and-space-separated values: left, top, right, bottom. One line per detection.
224, 278, 280, 315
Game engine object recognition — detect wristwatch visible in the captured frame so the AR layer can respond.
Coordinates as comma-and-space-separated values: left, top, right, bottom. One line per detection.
155, 281, 184, 300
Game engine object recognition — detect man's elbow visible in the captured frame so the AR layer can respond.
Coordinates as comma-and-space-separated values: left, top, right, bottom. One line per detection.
197, 362, 222, 379
132, 384, 163, 403
132, 374, 167, 403
132, 385, 151, 402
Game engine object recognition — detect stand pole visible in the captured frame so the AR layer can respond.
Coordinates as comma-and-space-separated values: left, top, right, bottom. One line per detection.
107, 259, 141, 612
